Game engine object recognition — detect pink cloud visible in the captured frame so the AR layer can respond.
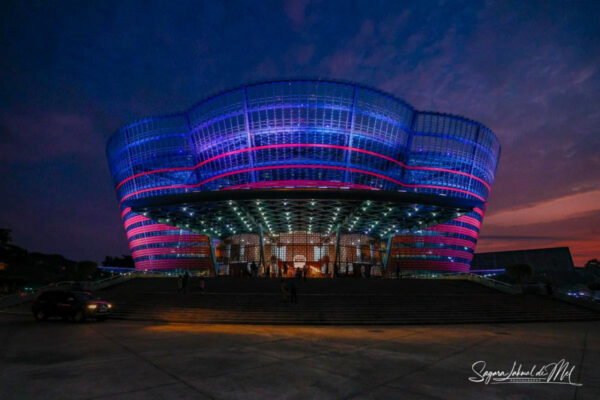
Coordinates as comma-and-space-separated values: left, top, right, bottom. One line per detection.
478, 209, 600, 266
484, 190, 600, 227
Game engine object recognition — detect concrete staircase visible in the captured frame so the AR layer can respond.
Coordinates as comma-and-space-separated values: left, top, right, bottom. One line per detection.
97, 277, 600, 325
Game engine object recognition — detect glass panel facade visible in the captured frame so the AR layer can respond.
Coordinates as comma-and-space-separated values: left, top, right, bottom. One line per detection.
106, 80, 500, 273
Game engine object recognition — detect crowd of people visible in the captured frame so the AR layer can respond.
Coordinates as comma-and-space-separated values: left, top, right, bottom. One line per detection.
244, 261, 311, 280
175, 261, 380, 304
176, 271, 205, 294
240, 260, 380, 280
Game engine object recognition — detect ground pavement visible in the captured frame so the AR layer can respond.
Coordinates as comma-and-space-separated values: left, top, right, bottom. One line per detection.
0, 314, 598, 399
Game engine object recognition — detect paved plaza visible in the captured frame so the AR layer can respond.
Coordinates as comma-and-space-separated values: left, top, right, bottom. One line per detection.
0, 314, 598, 400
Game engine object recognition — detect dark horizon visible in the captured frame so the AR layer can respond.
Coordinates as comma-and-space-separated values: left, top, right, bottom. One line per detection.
1, 1, 599, 266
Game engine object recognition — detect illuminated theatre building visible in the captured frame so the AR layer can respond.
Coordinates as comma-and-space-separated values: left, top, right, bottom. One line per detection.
106, 80, 500, 277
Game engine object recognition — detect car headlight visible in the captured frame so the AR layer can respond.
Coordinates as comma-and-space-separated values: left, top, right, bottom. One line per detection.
87, 304, 97, 310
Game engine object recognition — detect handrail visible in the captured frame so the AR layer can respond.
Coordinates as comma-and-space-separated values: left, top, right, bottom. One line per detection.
392, 271, 516, 288
466, 273, 514, 288
463, 273, 521, 294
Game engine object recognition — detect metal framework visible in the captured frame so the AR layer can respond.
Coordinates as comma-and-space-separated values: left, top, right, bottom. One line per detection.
106, 80, 500, 274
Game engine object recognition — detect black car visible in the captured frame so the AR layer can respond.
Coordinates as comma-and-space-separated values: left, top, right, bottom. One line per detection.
32, 290, 113, 322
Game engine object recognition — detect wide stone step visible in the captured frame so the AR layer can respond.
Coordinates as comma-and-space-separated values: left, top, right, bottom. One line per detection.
91, 277, 600, 325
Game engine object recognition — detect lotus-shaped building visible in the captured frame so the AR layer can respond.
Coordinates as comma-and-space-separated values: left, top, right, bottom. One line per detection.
106, 80, 500, 275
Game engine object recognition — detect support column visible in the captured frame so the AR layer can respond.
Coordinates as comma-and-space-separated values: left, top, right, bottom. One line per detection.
258, 229, 266, 273
208, 236, 219, 277
383, 235, 393, 274
334, 226, 342, 277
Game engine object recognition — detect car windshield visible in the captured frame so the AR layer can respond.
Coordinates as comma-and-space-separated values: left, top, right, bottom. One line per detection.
73, 292, 93, 301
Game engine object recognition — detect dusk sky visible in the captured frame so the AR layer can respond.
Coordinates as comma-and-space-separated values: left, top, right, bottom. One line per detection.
1, 0, 599, 266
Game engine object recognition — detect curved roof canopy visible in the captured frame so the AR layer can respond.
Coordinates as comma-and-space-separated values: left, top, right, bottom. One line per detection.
125, 189, 481, 239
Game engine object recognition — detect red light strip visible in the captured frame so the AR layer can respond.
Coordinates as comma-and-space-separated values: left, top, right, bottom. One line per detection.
115, 144, 491, 192
120, 164, 487, 203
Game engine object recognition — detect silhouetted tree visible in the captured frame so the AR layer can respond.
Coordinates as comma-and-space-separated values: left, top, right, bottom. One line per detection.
584, 259, 600, 281
101, 255, 134, 269
0, 228, 12, 246
75, 261, 98, 280
584, 258, 600, 269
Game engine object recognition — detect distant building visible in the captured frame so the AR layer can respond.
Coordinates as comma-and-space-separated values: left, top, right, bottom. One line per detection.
472, 247, 580, 284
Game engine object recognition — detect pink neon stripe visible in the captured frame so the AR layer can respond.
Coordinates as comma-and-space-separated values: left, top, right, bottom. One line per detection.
473, 207, 484, 217
121, 207, 132, 219
454, 215, 482, 228
132, 247, 210, 258
129, 235, 208, 248
134, 259, 212, 270
426, 224, 479, 238
115, 143, 491, 192
402, 183, 485, 201
393, 235, 476, 249
426, 225, 479, 237
392, 260, 471, 269
127, 224, 183, 239
223, 180, 380, 191
120, 165, 486, 203
390, 261, 470, 272
134, 258, 211, 266
406, 166, 490, 191
393, 248, 474, 260
124, 214, 150, 229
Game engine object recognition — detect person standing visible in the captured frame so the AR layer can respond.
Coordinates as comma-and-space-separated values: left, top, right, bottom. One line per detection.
289, 278, 297, 304
283, 262, 288, 278
280, 279, 289, 302
182, 271, 190, 294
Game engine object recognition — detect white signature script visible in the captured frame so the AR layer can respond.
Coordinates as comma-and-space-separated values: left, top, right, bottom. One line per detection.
469, 359, 582, 386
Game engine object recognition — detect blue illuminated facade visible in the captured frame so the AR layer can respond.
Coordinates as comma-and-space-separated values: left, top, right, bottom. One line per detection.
106, 80, 500, 273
